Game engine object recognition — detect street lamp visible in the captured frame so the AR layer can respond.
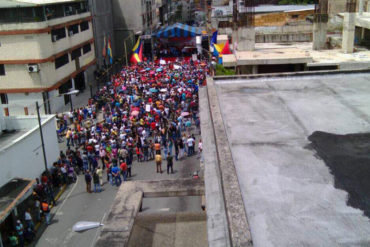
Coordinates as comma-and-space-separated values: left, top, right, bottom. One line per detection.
63, 89, 80, 112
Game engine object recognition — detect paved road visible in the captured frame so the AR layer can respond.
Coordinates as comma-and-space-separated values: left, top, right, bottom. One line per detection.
34, 134, 202, 247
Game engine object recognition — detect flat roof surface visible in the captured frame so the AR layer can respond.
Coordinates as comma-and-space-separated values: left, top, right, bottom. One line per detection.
223, 42, 370, 67
214, 72, 370, 246
0, 178, 34, 222
0, 130, 28, 150
222, 47, 312, 66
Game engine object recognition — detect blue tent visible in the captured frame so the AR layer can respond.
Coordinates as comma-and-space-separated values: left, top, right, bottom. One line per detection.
154, 23, 204, 38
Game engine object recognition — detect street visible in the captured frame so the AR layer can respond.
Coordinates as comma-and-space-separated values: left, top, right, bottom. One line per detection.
33, 136, 202, 247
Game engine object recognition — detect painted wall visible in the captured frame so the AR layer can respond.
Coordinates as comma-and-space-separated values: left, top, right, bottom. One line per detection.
0, 115, 60, 187
1, 44, 95, 90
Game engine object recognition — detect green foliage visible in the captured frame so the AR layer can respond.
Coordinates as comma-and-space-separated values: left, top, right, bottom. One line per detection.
278, 0, 315, 4
215, 64, 235, 76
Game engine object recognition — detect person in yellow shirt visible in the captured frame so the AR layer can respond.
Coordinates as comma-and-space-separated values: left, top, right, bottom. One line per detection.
66, 128, 74, 147
155, 154, 162, 173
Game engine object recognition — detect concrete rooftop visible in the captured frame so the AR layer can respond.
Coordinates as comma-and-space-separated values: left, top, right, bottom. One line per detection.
209, 72, 370, 246
223, 42, 370, 69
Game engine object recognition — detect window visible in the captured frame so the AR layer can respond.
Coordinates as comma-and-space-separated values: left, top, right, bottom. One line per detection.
0, 64, 5, 76
67, 24, 79, 36
71, 48, 81, 60
80, 21, 89, 32
55, 54, 69, 69
82, 43, 91, 54
58, 80, 72, 105
51, 27, 66, 42
0, 94, 8, 104
292, 14, 299, 19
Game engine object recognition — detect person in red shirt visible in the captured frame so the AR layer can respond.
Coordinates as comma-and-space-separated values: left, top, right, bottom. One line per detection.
86, 145, 94, 153
120, 160, 128, 181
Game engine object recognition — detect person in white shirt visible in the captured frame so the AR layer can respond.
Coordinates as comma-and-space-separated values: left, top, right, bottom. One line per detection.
198, 139, 203, 163
187, 136, 195, 156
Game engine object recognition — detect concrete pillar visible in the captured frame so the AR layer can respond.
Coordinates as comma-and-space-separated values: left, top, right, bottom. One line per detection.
359, 0, 364, 15
342, 13, 356, 53
367, 1, 370, 12
237, 26, 255, 51
232, 29, 238, 51
313, 22, 328, 50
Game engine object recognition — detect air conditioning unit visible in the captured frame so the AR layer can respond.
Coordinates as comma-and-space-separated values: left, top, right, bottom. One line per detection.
28, 64, 39, 73
69, 31, 74, 36
52, 35, 58, 42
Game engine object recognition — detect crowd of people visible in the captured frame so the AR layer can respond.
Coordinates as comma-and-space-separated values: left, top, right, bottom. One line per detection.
58, 58, 208, 191
8, 58, 207, 247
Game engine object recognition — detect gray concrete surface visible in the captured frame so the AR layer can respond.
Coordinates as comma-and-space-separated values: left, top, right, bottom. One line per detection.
128, 212, 207, 247
214, 72, 370, 247
199, 87, 231, 247
95, 179, 204, 247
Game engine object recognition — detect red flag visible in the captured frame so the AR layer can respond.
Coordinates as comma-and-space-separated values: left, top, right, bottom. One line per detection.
221, 40, 231, 55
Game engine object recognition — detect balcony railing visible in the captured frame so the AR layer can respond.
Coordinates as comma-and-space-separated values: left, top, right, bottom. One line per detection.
0, 1, 88, 24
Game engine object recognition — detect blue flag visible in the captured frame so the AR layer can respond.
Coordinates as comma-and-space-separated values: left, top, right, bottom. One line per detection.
211, 31, 218, 45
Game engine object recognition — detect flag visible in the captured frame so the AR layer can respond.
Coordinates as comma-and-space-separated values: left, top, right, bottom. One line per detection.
130, 37, 143, 64
213, 43, 225, 57
102, 36, 107, 58
107, 38, 113, 64
211, 30, 218, 45
220, 40, 231, 55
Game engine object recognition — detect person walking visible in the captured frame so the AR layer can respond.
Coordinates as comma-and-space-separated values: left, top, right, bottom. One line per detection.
93, 171, 101, 192
167, 155, 174, 174
187, 135, 195, 156
24, 208, 34, 232
127, 157, 132, 178
8, 232, 18, 247
41, 200, 51, 225
155, 153, 163, 173
198, 138, 203, 163
149, 140, 155, 160
15, 220, 24, 247
84, 170, 92, 193
96, 166, 103, 186
111, 164, 121, 186
154, 141, 161, 155
120, 160, 128, 182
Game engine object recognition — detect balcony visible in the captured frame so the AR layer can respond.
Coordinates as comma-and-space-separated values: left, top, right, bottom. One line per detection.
0, 2, 88, 24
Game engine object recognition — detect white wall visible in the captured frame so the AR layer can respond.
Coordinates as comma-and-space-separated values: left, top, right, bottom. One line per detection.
6, 92, 44, 116
0, 115, 59, 187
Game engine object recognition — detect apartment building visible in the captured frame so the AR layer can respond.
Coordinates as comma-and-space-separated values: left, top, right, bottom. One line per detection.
0, 0, 97, 115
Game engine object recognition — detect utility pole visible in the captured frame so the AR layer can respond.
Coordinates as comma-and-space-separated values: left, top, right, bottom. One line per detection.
124, 41, 128, 65
36, 101, 48, 172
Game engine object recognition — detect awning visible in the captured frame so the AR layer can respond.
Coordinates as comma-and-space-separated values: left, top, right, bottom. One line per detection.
0, 178, 35, 224
154, 23, 205, 38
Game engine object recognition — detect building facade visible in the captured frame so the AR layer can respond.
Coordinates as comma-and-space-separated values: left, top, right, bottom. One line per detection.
111, 0, 167, 59
0, 0, 97, 115
89, 0, 114, 68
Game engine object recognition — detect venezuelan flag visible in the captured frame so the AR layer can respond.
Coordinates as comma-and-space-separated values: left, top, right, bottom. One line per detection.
130, 37, 143, 64
107, 38, 113, 64
213, 43, 225, 57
